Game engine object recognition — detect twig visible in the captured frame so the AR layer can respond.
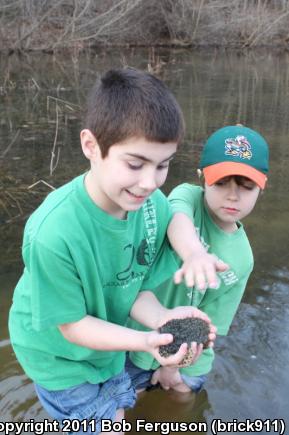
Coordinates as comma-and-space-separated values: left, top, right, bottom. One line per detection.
69, 0, 143, 43
0, 130, 20, 159
47, 95, 79, 112
245, 9, 289, 47
5, 190, 23, 215
192, 0, 205, 42
52, 0, 92, 49
0, 197, 12, 218
28, 180, 55, 190
13, 0, 64, 50
50, 104, 60, 176
31, 77, 41, 91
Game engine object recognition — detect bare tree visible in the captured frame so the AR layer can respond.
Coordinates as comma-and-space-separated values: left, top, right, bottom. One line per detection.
1, 0, 289, 51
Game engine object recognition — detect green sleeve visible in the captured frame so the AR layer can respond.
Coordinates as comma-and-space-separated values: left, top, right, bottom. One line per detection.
168, 183, 203, 221
27, 239, 87, 331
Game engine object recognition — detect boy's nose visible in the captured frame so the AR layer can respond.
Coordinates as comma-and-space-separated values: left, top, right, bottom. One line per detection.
138, 170, 159, 191
227, 180, 239, 199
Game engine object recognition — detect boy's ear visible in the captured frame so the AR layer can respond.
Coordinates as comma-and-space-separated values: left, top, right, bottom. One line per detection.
80, 129, 100, 161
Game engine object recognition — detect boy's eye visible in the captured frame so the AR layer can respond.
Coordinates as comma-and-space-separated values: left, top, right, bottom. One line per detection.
127, 162, 170, 170
235, 176, 256, 190
241, 183, 255, 190
157, 164, 170, 170
128, 163, 143, 170
215, 179, 228, 186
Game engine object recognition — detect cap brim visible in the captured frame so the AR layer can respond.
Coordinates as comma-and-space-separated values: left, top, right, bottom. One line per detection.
203, 162, 267, 189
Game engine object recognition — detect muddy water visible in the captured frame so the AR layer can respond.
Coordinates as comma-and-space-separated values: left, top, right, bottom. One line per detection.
1, 48, 289, 434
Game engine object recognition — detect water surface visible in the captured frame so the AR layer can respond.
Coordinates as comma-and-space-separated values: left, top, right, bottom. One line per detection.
1, 48, 289, 434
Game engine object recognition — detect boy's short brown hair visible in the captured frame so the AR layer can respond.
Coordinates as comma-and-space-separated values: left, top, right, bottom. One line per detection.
84, 67, 185, 157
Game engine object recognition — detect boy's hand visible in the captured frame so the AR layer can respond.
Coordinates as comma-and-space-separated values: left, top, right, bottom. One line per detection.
146, 331, 200, 367
145, 305, 217, 366
151, 366, 190, 392
145, 331, 203, 367
174, 252, 229, 292
151, 366, 182, 390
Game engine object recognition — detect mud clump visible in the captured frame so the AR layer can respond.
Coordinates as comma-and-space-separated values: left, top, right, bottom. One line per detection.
159, 318, 210, 365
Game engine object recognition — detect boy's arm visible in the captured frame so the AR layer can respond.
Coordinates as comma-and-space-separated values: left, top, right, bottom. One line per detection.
59, 291, 216, 367
59, 314, 187, 367
167, 212, 228, 291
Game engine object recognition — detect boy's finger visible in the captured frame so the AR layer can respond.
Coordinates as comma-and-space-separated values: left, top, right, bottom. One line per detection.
174, 268, 184, 284
191, 309, 211, 323
184, 269, 195, 288
176, 342, 202, 367
162, 343, 188, 366
209, 325, 217, 334
204, 263, 219, 289
208, 332, 216, 342
194, 268, 207, 292
157, 333, 173, 346
215, 259, 229, 271
151, 371, 159, 385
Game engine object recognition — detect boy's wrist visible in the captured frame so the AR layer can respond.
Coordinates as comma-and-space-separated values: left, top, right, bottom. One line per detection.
161, 366, 179, 374
183, 246, 207, 260
155, 306, 170, 330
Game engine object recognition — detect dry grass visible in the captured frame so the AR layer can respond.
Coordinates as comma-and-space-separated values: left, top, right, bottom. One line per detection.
1, 0, 289, 51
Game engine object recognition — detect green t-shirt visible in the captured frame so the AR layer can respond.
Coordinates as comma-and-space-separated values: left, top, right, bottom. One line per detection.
129, 183, 254, 376
9, 174, 177, 390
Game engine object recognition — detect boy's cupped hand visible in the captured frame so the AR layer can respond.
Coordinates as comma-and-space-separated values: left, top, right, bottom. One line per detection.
146, 330, 203, 367
147, 306, 217, 367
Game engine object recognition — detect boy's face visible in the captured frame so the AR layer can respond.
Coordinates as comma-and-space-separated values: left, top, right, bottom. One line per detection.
81, 132, 177, 219
204, 175, 260, 232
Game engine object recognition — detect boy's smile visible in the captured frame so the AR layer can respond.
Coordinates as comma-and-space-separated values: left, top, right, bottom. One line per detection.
204, 176, 260, 232
81, 132, 177, 219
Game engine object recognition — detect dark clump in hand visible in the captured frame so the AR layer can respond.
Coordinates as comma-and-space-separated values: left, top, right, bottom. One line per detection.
159, 318, 210, 364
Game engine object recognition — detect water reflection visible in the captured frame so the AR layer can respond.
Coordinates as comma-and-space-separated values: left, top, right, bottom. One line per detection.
1, 48, 289, 430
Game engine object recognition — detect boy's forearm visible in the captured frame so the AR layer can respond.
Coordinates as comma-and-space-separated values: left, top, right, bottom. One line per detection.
130, 291, 167, 330
167, 212, 207, 260
59, 315, 149, 352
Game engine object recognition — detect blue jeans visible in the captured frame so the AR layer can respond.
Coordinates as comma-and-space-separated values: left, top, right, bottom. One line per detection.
34, 370, 136, 434
125, 356, 207, 393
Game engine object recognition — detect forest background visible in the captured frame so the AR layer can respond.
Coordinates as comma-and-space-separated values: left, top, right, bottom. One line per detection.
1, 0, 289, 52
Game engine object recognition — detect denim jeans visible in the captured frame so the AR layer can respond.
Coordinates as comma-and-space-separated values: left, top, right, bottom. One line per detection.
35, 370, 136, 434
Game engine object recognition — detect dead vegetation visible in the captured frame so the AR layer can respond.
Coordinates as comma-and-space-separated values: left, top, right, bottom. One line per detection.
1, 0, 289, 51
0, 171, 55, 269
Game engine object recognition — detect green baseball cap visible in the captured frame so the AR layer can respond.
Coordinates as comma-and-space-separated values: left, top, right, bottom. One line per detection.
199, 125, 269, 189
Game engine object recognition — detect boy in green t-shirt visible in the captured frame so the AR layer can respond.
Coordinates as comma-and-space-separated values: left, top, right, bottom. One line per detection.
8, 68, 216, 434
128, 125, 269, 393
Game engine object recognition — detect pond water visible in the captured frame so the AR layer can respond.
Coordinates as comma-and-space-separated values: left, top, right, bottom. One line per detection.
1, 48, 289, 434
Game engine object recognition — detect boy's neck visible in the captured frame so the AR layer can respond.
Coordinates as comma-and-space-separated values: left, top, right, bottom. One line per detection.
84, 172, 128, 220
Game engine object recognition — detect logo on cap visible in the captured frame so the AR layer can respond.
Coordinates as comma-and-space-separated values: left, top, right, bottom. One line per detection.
225, 135, 252, 160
